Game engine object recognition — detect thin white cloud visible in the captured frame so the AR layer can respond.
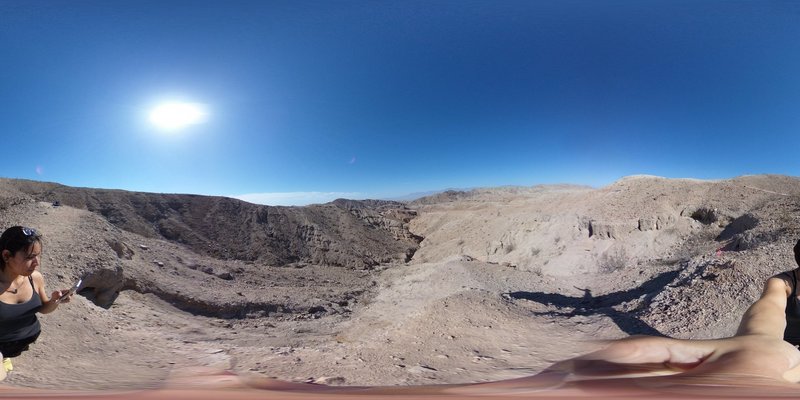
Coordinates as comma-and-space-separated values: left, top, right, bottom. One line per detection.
233, 191, 364, 206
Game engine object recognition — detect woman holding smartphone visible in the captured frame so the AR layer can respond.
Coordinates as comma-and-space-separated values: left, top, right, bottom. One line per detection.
0, 226, 72, 380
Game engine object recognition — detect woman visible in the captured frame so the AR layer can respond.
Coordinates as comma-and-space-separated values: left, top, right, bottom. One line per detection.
0, 226, 72, 381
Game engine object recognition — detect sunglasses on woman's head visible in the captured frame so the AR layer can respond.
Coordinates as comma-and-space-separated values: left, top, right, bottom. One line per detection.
21, 227, 36, 236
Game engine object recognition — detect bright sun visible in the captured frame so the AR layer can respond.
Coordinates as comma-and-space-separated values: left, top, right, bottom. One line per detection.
148, 102, 207, 131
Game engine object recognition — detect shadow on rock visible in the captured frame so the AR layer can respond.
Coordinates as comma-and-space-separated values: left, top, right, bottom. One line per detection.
505, 269, 682, 337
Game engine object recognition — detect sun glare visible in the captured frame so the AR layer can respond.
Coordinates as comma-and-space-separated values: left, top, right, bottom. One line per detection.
149, 102, 207, 131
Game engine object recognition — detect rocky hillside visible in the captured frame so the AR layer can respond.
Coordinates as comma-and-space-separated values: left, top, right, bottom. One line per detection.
408, 174, 800, 339
0, 179, 420, 269
2, 174, 800, 391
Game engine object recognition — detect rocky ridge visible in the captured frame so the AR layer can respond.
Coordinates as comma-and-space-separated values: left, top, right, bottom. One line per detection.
1, 178, 420, 270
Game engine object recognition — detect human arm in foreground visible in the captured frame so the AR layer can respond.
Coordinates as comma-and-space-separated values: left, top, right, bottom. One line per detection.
533, 275, 800, 386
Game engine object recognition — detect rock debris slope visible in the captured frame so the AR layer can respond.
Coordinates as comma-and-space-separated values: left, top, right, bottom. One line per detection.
0, 175, 797, 389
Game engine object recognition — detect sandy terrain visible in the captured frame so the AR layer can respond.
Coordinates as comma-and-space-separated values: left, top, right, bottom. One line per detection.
0, 175, 798, 391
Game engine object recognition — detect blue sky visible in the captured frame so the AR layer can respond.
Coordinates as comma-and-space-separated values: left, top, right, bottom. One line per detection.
1, 0, 799, 205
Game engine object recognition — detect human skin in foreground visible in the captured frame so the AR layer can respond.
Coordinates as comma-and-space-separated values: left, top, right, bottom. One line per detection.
0, 274, 798, 398
0, 335, 796, 399
750, 239, 800, 346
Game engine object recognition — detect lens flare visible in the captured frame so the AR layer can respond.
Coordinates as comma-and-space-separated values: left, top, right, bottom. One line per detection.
149, 102, 207, 131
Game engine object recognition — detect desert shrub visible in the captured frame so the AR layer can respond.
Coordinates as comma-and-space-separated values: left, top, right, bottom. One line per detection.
599, 247, 628, 273
724, 231, 758, 251
690, 207, 718, 224
504, 242, 515, 254
530, 247, 541, 256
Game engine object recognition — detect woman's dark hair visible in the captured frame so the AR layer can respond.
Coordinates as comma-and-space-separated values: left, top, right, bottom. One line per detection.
794, 239, 800, 268
0, 226, 42, 270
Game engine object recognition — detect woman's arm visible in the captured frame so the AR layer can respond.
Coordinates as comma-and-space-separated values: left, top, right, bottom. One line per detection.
735, 276, 792, 338
32, 271, 66, 314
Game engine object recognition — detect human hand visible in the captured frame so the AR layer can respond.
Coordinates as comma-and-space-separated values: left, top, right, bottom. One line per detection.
52, 289, 71, 304
523, 334, 800, 394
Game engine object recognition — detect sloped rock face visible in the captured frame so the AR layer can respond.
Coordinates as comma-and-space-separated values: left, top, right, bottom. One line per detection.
0, 190, 381, 325
718, 214, 759, 241
410, 190, 473, 205
331, 199, 422, 242
106, 239, 135, 260
4, 179, 420, 269
588, 220, 628, 239
80, 264, 125, 308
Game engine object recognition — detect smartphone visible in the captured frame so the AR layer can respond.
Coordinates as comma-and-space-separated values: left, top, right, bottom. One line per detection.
57, 278, 82, 303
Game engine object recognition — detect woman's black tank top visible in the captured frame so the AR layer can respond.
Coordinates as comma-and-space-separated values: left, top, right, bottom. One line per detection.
0, 276, 42, 342
783, 270, 800, 345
